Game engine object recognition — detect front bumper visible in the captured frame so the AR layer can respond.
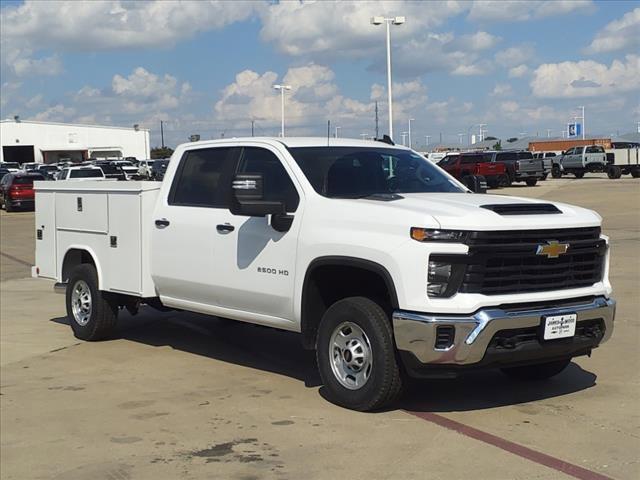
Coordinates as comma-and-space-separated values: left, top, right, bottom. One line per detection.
393, 296, 615, 377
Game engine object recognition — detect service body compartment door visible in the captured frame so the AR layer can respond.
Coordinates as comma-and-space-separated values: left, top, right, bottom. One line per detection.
56, 192, 108, 233
34, 189, 57, 279
107, 193, 142, 294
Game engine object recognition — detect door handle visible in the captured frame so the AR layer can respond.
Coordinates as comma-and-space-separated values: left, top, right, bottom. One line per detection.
155, 218, 170, 227
216, 223, 235, 233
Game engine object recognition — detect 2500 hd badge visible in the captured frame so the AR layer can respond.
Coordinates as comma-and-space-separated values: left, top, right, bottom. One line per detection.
257, 267, 289, 276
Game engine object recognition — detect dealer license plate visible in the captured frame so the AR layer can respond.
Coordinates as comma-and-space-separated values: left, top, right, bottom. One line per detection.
543, 314, 577, 340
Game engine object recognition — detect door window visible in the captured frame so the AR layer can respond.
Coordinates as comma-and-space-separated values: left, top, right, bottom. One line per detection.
169, 147, 238, 208
237, 147, 300, 212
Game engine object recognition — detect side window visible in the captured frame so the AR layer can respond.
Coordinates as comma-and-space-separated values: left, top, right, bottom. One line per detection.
237, 147, 300, 212
565, 148, 575, 155
461, 156, 477, 165
169, 147, 238, 208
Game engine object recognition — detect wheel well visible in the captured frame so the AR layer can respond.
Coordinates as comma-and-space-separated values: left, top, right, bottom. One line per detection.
62, 249, 97, 284
300, 258, 398, 350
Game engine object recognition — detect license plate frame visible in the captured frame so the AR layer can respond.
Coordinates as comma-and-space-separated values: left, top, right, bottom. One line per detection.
541, 313, 577, 340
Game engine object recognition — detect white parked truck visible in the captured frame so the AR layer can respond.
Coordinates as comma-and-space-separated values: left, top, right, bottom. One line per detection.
33, 137, 615, 411
551, 145, 608, 178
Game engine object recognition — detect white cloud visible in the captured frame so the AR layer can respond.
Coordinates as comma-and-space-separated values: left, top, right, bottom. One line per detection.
468, 0, 595, 22
508, 65, 530, 78
451, 63, 490, 76
490, 83, 514, 97
444, 31, 501, 52
531, 54, 640, 98
495, 45, 535, 67
259, 1, 466, 58
584, 8, 640, 54
33, 104, 76, 122
214, 64, 378, 131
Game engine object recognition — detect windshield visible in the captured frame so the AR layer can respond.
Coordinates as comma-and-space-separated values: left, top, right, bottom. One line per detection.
288, 147, 465, 198
70, 169, 103, 178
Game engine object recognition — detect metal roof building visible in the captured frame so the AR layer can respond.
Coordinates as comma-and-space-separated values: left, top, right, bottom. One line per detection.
0, 119, 150, 164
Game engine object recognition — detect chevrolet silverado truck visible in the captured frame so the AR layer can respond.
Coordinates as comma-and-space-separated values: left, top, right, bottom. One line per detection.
33, 137, 616, 411
551, 145, 608, 179
490, 151, 544, 186
438, 152, 508, 189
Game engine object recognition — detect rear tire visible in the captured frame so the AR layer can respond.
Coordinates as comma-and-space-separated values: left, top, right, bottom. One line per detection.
316, 297, 403, 411
498, 174, 512, 187
551, 165, 562, 178
630, 169, 639, 178
501, 359, 571, 381
525, 178, 538, 187
66, 264, 118, 341
607, 165, 622, 179
574, 171, 585, 179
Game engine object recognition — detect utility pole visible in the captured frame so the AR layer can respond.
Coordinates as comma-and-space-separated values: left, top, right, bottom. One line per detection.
458, 133, 465, 144
401, 131, 408, 145
360, 133, 368, 140
335, 126, 341, 138
375, 101, 379, 139
425, 135, 431, 146
547, 129, 551, 138
251, 119, 255, 137
578, 105, 585, 139
478, 124, 487, 143
160, 120, 165, 148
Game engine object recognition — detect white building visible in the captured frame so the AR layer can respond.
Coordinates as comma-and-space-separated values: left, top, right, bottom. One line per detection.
0, 119, 150, 164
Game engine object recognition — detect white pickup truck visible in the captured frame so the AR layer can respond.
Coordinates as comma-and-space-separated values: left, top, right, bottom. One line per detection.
551, 145, 608, 178
33, 137, 615, 411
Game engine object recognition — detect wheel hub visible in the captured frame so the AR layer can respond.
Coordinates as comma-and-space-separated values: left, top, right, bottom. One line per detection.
71, 280, 92, 326
329, 322, 372, 390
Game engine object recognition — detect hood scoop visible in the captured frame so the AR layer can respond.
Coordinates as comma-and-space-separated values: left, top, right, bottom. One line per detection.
481, 203, 562, 215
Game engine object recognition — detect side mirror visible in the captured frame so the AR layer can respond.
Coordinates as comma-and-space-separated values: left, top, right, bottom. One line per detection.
230, 173, 285, 217
464, 175, 487, 194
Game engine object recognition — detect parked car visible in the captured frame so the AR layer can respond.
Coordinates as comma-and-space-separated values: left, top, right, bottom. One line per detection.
604, 147, 640, 178
489, 151, 544, 186
110, 160, 139, 180
34, 137, 615, 411
137, 160, 156, 179
150, 159, 170, 180
0, 172, 45, 211
20, 162, 40, 172
93, 161, 126, 181
438, 152, 508, 188
57, 166, 107, 181
552, 146, 608, 179
0, 162, 21, 173
35, 164, 60, 180
532, 152, 558, 180
0, 168, 11, 181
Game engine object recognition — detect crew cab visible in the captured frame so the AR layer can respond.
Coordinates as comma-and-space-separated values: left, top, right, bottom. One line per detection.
0, 172, 45, 211
438, 152, 507, 189
56, 166, 107, 181
33, 137, 616, 411
552, 146, 608, 179
489, 151, 544, 186
532, 152, 558, 179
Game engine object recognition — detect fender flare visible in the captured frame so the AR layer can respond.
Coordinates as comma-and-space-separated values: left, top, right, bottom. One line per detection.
61, 246, 103, 289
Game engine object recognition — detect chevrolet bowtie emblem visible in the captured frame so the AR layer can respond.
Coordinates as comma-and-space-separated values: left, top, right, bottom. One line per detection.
536, 240, 570, 258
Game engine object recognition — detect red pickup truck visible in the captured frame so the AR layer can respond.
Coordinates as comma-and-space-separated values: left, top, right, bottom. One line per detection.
438, 153, 508, 188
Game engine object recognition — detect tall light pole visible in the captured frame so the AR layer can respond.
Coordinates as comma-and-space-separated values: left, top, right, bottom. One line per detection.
577, 105, 585, 139
425, 135, 431, 147
371, 15, 405, 141
360, 133, 368, 140
273, 84, 291, 137
408, 118, 414, 148
478, 123, 487, 142
401, 131, 408, 146
335, 126, 341, 138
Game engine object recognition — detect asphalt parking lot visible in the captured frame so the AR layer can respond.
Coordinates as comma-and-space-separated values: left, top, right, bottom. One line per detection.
1, 175, 639, 480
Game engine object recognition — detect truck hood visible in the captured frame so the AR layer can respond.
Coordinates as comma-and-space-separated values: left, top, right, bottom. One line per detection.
354, 192, 601, 230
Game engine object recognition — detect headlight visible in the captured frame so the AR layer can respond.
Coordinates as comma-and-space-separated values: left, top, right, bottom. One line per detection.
411, 228, 468, 243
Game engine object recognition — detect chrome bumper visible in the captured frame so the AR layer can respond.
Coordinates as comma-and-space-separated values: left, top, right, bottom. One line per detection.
393, 296, 615, 366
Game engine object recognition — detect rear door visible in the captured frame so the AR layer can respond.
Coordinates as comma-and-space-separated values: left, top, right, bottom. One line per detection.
150, 146, 240, 308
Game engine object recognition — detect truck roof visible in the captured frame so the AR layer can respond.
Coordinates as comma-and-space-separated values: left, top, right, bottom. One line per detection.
178, 137, 410, 150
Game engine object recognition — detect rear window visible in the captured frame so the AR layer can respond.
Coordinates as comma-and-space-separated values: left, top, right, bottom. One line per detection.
461, 153, 492, 164
545, 152, 556, 157
516, 152, 533, 160
69, 169, 103, 178
14, 176, 43, 184
586, 146, 604, 154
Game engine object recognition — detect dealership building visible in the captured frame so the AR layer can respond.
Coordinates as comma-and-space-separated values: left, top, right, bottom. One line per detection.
0, 119, 150, 164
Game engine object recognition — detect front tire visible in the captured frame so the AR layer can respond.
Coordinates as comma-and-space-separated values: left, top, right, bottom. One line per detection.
316, 297, 403, 411
574, 171, 585, 179
66, 264, 118, 341
551, 165, 562, 178
525, 178, 538, 187
501, 359, 571, 381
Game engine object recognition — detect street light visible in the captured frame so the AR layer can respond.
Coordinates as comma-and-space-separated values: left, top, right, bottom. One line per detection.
273, 84, 292, 137
335, 126, 341, 138
371, 15, 405, 141
577, 106, 585, 139
425, 135, 431, 147
401, 131, 408, 146
408, 118, 414, 148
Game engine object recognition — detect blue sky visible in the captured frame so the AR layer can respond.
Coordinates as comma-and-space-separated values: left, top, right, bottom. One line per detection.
1, 0, 638, 148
